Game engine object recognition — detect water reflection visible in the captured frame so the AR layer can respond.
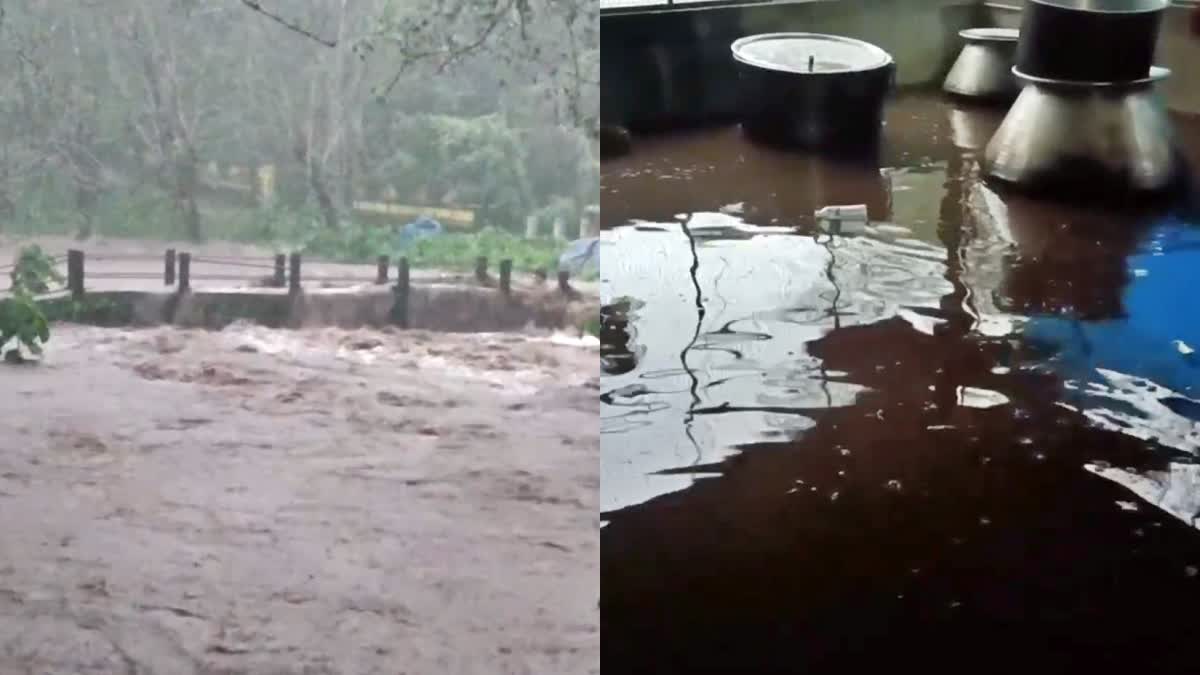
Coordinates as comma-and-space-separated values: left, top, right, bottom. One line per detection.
601, 94, 1200, 672
600, 217, 950, 512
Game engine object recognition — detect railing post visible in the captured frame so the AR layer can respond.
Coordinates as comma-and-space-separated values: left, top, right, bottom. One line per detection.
289, 253, 301, 295
376, 255, 389, 284
499, 259, 513, 296
178, 252, 191, 292
273, 254, 286, 288
392, 256, 410, 328
67, 249, 84, 299
475, 256, 488, 284
164, 248, 176, 286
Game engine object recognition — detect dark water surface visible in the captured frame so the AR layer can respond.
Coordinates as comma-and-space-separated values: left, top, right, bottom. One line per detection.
600, 94, 1200, 674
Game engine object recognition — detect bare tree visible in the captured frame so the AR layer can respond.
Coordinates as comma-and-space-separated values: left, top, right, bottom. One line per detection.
0, 0, 597, 240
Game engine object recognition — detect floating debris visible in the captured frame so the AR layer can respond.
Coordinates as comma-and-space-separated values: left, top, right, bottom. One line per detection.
957, 386, 1011, 409
815, 204, 869, 235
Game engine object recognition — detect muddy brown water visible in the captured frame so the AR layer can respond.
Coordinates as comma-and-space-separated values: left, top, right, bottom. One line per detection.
0, 324, 599, 674
600, 93, 1200, 674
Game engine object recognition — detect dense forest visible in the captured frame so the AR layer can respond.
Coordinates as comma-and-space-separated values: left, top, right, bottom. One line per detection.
0, 0, 598, 254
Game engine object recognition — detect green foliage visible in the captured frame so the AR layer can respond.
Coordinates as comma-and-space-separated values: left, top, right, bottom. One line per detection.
297, 220, 395, 263
92, 188, 183, 239
582, 315, 600, 337
403, 227, 560, 274
433, 115, 532, 228
4, 184, 184, 240
0, 244, 59, 361
9, 245, 63, 294
529, 196, 580, 235
0, 293, 50, 360
265, 212, 562, 274
41, 295, 131, 327
367, 113, 535, 228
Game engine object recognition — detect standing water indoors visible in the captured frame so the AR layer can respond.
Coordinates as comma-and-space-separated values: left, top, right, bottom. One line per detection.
601, 91, 1200, 673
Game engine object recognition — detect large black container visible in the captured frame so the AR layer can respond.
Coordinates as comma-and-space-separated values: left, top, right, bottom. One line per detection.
731, 33, 895, 155
1016, 0, 1167, 83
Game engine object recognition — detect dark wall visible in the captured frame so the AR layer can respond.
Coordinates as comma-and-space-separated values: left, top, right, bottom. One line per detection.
602, 0, 984, 129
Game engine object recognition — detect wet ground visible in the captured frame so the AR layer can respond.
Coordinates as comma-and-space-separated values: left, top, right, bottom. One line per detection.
0, 324, 598, 674
600, 93, 1200, 673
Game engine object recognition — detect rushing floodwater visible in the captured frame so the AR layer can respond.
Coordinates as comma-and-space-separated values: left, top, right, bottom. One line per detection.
600, 94, 1200, 673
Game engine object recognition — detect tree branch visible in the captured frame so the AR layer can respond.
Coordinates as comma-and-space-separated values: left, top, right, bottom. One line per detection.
379, 0, 516, 96
239, 0, 336, 48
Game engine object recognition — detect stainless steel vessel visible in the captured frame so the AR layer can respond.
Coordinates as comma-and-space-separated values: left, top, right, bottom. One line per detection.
943, 28, 1021, 102
983, 66, 1188, 200
731, 33, 895, 155
949, 106, 1004, 151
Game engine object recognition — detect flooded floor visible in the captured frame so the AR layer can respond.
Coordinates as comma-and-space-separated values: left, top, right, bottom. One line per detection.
0, 324, 598, 674
600, 93, 1200, 673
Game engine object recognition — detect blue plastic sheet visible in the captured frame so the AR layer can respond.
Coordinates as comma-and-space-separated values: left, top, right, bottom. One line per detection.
395, 216, 444, 249
1023, 215, 1200, 401
559, 237, 600, 275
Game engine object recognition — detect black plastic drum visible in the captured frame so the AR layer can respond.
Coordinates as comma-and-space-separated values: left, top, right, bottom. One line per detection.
1016, 0, 1167, 83
731, 33, 896, 156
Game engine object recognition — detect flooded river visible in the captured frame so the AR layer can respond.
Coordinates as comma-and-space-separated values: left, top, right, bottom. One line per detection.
600, 94, 1200, 673
0, 324, 598, 674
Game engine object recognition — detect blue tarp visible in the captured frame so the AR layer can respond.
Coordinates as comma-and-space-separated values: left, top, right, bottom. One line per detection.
395, 216, 445, 249
1023, 215, 1200, 402
559, 237, 599, 275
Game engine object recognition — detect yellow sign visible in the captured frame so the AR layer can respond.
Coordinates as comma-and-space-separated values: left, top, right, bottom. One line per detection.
257, 165, 276, 203
351, 201, 476, 229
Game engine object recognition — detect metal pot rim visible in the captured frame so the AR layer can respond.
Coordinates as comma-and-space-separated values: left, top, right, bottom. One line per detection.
959, 27, 1020, 42
1026, 0, 1168, 14
731, 32, 893, 75
1012, 65, 1171, 87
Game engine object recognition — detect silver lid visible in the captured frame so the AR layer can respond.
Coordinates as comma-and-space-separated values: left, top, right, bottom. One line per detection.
731, 33, 893, 75
960, 28, 1020, 42
1027, 0, 1168, 14
1012, 64, 1171, 87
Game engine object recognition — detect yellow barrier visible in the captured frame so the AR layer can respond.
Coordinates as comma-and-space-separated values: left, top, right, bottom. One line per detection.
351, 201, 476, 229
200, 162, 478, 229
